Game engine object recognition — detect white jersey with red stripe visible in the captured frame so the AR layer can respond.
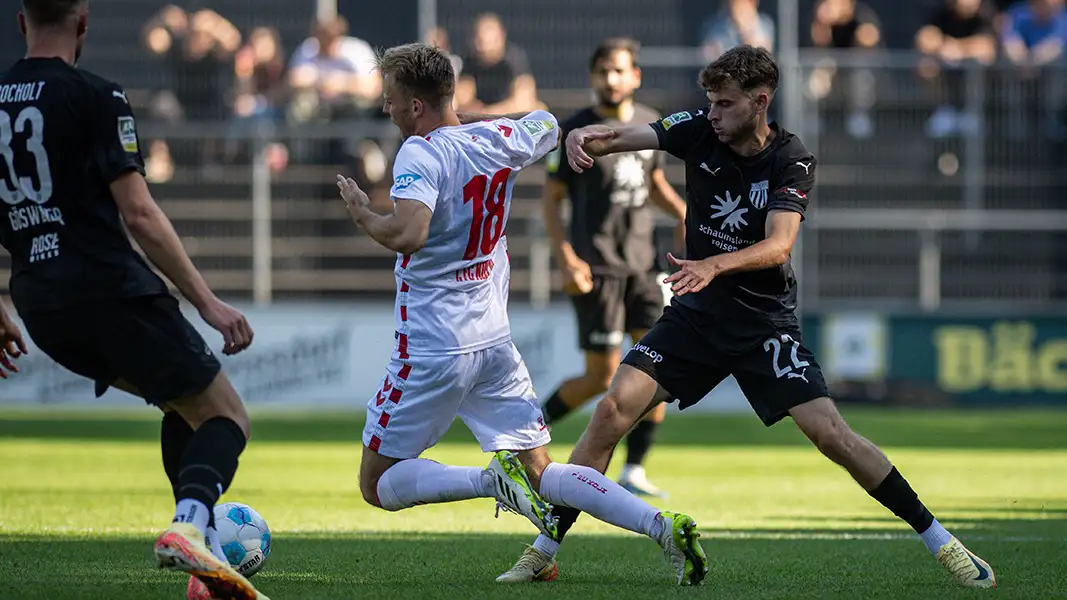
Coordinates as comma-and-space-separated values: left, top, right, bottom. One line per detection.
388, 110, 559, 358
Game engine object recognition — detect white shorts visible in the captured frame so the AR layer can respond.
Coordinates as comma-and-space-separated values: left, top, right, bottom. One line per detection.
363, 341, 551, 459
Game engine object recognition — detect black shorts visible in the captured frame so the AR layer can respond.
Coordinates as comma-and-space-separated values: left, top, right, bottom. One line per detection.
20, 295, 221, 406
622, 304, 830, 426
571, 272, 667, 352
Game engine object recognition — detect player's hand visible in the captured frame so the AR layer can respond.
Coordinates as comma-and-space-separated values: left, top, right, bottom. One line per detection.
337, 174, 371, 221
199, 299, 254, 356
562, 259, 594, 296
566, 127, 617, 173
0, 315, 27, 379
664, 253, 720, 296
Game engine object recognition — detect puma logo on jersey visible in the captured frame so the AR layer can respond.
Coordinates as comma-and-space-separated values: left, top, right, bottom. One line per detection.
700, 163, 720, 175
786, 368, 809, 383
795, 161, 812, 174
111, 90, 128, 104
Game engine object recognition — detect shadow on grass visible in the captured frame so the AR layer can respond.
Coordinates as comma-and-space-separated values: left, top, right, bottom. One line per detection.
1, 409, 1066, 450
0, 519, 1062, 600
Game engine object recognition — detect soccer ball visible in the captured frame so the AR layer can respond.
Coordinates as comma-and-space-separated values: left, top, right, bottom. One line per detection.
213, 502, 272, 577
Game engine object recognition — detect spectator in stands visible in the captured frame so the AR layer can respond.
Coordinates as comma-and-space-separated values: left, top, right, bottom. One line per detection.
425, 26, 464, 82
144, 5, 241, 121
287, 17, 386, 193
701, 0, 775, 61
142, 5, 241, 176
234, 27, 287, 125
287, 17, 381, 123
810, 0, 883, 138
455, 13, 541, 113
226, 27, 289, 170
916, 0, 997, 138
1000, 0, 1067, 138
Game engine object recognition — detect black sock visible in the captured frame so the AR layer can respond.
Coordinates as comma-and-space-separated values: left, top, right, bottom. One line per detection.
553, 506, 581, 541
867, 467, 935, 534
177, 417, 247, 510
541, 390, 572, 425
161, 411, 195, 502
625, 419, 658, 466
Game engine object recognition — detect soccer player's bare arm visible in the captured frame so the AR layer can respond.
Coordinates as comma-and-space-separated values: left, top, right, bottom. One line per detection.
111, 172, 216, 311
707, 210, 801, 276
0, 298, 27, 378
565, 123, 659, 172
649, 168, 686, 223
348, 196, 433, 255
111, 172, 252, 353
456, 110, 533, 124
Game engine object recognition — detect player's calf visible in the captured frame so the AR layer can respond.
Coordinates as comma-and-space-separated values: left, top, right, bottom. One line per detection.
569, 364, 663, 472
166, 373, 250, 538
790, 397, 995, 588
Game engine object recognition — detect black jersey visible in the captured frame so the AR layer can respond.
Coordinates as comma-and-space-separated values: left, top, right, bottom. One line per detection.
0, 57, 167, 314
548, 105, 664, 276
649, 109, 816, 327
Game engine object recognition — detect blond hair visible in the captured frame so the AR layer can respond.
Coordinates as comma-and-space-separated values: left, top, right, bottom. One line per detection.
376, 42, 455, 109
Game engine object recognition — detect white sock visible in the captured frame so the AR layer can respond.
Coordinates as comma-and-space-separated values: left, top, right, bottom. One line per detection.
619, 463, 644, 481
538, 462, 661, 539
532, 534, 560, 558
206, 525, 227, 562
376, 458, 489, 511
173, 499, 210, 537
919, 518, 953, 554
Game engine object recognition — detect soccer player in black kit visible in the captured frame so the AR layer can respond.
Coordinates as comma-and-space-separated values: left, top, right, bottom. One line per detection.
539, 38, 686, 500
0, 2, 268, 599
499, 45, 995, 589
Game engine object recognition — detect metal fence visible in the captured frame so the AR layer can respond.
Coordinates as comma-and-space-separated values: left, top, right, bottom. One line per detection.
2, 40, 1067, 313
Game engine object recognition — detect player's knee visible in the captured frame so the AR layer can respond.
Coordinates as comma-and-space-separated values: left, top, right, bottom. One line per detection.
359, 472, 385, 509
591, 393, 630, 438
803, 416, 857, 461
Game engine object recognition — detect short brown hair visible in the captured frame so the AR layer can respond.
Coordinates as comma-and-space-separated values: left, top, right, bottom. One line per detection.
699, 45, 779, 94
589, 37, 640, 71
22, 0, 85, 26
376, 42, 456, 108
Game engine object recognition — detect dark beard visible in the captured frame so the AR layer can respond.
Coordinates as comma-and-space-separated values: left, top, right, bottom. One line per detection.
596, 92, 632, 110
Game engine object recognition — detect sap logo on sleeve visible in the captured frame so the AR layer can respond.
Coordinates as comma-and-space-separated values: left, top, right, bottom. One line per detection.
659, 111, 692, 130
117, 116, 138, 153
393, 173, 422, 191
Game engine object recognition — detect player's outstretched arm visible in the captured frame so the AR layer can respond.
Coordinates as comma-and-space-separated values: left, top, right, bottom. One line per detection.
566, 124, 659, 173
457, 111, 533, 124
111, 172, 253, 354
337, 176, 432, 255
664, 210, 801, 296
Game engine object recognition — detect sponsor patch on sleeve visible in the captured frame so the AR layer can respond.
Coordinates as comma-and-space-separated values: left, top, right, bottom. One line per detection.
659, 111, 692, 130
520, 119, 555, 136
393, 173, 422, 191
118, 116, 138, 153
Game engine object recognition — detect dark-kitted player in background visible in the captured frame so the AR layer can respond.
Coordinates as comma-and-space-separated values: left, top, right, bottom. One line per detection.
499, 45, 995, 590
0, 1, 267, 599
537, 37, 685, 500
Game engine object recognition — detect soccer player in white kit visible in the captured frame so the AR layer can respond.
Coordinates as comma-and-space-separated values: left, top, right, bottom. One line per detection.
336, 43, 708, 585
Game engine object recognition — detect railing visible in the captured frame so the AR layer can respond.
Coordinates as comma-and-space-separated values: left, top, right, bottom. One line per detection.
2, 52, 1066, 313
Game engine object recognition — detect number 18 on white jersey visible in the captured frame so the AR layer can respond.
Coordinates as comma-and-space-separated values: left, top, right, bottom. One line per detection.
386, 110, 559, 358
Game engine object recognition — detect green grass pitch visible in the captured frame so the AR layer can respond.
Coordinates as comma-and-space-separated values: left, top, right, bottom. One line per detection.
0, 408, 1064, 599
